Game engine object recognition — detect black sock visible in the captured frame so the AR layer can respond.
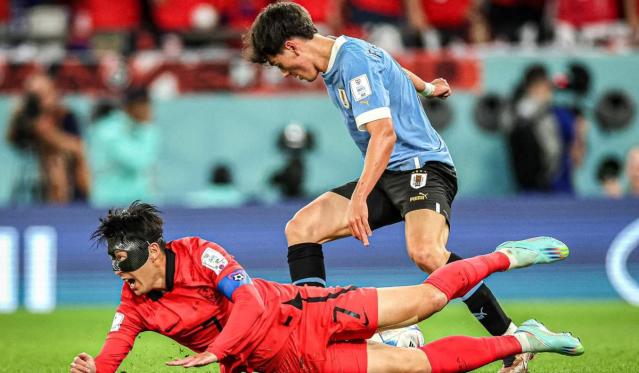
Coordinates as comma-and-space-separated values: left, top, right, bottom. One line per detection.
287, 243, 326, 287
447, 252, 513, 336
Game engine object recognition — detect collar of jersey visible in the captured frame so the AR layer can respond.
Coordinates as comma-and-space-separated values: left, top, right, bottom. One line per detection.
324, 35, 347, 75
148, 248, 175, 301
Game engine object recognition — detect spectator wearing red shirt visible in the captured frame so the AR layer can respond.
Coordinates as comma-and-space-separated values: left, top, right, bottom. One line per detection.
405, 0, 489, 48
151, 0, 226, 32
223, 0, 271, 31
554, 0, 625, 46
69, 202, 583, 373
78, 0, 141, 32
0, 0, 9, 24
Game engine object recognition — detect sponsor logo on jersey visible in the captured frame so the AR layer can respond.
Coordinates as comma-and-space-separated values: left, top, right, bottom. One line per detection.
201, 247, 228, 275
110, 312, 125, 332
410, 172, 427, 189
349, 74, 372, 101
409, 192, 428, 202
337, 88, 350, 109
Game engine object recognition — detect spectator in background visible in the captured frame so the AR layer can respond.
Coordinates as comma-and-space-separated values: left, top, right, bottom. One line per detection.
88, 87, 160, 207
0, 0, 8, 27
6, 73, 90, 204
184, 164, 247, 207
151, 0, 225, 32
487, 0, 550, 45
596, 156, 623, 198
289, 0, 344, 34
553, 0, 624, 47
75, 0, 142, 54
626, 146, 639, 197
624, 0, 639, 45
334, 0, 407, 53
508, 64, 585, 194
224, 0, 271, 32
405, 0, 489, 49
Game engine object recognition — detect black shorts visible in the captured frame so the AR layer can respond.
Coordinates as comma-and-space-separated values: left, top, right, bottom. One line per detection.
330, 162, 458, 229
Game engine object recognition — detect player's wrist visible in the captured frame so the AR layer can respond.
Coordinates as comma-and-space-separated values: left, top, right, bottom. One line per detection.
206, 347, 224, 361
418, 82, 436, 98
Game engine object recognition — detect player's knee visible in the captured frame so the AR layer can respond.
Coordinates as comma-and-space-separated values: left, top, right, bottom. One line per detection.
285, 214, 322, 243
401, 351, 431, 373
382, 349, 430, 373
426, 287, 449, 313
409, 245, 448, 273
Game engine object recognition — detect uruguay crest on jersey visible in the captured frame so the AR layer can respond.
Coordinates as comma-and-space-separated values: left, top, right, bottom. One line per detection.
410, 172, 427, 189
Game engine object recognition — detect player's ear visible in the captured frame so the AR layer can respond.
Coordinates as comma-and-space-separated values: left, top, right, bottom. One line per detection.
283, 40, 299, 55
148, 242, 161, 261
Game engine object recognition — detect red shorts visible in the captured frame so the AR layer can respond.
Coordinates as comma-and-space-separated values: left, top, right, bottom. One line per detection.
261, 285, 378, 373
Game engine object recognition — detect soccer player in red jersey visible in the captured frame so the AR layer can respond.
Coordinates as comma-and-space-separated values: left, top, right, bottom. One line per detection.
70, 202, 583, 373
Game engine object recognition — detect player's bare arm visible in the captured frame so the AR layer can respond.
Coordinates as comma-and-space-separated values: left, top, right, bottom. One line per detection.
402, 68, 452, 99
348, 118, 396, 246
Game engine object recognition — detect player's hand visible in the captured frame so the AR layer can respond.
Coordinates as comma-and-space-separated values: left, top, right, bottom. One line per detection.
431, 78, 451, 99
346, 197, 372, 246
70, 352, 96, 373
166, 351, 218, 368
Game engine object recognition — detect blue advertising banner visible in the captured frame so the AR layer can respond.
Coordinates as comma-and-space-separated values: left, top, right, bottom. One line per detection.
0, 197, 637, 307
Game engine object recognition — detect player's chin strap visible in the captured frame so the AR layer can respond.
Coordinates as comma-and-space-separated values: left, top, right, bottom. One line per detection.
108, 237, 163, 272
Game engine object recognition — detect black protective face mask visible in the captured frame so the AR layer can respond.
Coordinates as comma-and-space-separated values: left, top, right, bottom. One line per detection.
108, 238, 150, 272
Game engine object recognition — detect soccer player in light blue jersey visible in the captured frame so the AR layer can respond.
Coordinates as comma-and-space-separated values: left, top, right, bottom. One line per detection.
245, 3, 531, 371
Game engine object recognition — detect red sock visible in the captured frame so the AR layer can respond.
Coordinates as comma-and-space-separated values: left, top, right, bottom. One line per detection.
425, 252, 510, 301
421, 335, 522, 373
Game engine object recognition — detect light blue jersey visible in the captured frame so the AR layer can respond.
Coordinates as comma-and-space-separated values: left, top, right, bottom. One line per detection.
322, 36, 454, 171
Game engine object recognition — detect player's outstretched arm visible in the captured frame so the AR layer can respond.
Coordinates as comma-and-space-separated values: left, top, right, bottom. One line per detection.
70, 352, 96, 373
402, 68, 452, 99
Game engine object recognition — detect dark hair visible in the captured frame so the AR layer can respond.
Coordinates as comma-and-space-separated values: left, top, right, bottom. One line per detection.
91, 201, 164, 250
597, 156, 622, 182
513, 63, 550, 102
244, 2, 318, 64
211, 164, 232, 185
91, 98, 118, 123
123, 86, 149, 106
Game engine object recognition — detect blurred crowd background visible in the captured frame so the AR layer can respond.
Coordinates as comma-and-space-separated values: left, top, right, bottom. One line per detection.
0, 0, 638, 207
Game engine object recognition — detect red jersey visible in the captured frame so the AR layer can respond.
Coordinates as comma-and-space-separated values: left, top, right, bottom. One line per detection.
80, 0, 141, 31
421, 0, 472, 28
94, 237, 303, 373
152, 0, 227, 31
556, 0, 619, 27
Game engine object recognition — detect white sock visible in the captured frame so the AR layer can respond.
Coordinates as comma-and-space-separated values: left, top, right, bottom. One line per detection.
503, 322, 518, 335
514, 332, 533, 353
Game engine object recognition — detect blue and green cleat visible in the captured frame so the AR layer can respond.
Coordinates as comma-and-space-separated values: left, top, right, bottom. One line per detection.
495, 236, 569, 270
515, 319, 584, 356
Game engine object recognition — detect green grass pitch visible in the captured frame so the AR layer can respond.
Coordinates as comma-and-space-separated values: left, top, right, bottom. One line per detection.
1, 301, 637, 372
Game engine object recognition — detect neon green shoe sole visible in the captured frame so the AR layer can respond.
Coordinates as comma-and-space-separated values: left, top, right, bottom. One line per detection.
496, 236, 569, 269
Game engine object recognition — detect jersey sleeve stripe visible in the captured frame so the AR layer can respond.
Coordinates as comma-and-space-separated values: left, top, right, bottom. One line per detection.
355, 107, 392, 131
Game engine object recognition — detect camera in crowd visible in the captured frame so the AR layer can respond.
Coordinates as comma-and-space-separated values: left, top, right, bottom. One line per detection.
7, 92, 43, 151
